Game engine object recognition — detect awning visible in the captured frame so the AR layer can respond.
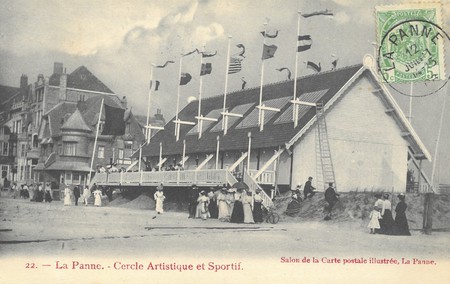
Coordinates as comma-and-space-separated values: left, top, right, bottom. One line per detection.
34, 163, 45, 171
45, 160, 90, 172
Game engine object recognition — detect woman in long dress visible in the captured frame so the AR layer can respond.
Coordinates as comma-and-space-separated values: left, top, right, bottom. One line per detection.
253, 188, 264, 223
83, 186, 91, 206
242, 190, 255, 224
393, 194, 411, 236
285, 191, 302, 216
196, 191, 210, 220
64, 185, 72, 206
230, 189, 244, 223
226, 189, 235, 216
207, 189, 218, 219
93, 189, 102, 207
381, 193, 394, 235
154, 184, 165, 214
217, 187, 229, 222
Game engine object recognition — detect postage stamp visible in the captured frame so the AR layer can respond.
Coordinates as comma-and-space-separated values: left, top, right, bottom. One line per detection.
376, 3, 446, 84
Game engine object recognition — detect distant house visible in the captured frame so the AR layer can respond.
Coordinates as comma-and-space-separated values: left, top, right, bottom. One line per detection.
140, 64, 431, 193
32, 64, 145, 195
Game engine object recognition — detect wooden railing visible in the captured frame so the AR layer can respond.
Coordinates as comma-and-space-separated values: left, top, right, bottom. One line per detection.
248, 169, 275, 185
243, 171, 273, 209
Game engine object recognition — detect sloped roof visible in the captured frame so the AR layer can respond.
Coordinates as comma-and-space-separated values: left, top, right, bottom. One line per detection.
61, 108, 91, 132
80, 95, 125, 130
49, 66, 114, 94
46, 102, 78, 137
142, 65, 364, 157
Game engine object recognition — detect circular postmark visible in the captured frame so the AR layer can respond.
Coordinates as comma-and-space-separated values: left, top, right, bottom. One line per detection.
377, 19, 450, 97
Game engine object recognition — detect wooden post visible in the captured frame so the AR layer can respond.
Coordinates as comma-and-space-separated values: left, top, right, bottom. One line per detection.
422, 192, 433, 234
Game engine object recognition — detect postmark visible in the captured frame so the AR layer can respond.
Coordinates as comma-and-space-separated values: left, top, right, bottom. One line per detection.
376, 3, 447, 87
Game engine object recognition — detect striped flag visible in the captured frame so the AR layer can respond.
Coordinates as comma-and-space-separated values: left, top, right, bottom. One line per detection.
228, 57, 242, 74
200, 63, 212, 76
298, 35, 312, 52
306, 61, 321, 73
149, 80, 160, 91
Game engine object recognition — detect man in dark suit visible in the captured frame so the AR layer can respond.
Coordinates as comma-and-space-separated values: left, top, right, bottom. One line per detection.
73, 186, 81, 206
303, 177, 316, 200
188, 184, 199, 218
324, 182, 339, 220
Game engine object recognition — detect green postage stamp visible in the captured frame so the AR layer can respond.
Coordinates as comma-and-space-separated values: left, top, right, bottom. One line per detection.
376, 3, 446, 83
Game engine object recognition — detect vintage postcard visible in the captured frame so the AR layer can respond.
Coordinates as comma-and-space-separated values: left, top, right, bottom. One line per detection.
0, 0, 449, 283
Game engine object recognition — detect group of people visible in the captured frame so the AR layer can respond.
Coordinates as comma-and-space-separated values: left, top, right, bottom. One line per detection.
63, 184, 103, 207
10, 182, 54, 203
368, 193, 411, 236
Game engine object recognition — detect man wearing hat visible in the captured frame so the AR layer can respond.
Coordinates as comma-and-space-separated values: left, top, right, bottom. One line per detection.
324, 182, 339, 220
188, 184, 199, 218
303, 177, 316, 200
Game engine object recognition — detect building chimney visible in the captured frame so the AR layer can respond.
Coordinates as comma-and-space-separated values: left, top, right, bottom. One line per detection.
121, 96, 127, 109
59, 69, 67, 101
20, 74, 28, 93
155, 108, 165, 124
54, 62, 63, 74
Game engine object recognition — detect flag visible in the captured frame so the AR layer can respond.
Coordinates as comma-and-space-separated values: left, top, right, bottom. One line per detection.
183, 49, 199, 57
298, 35, 312, 52
306, 61, 321, 73
228, 57, 242, 74
102, 104, 126, 136
155, 60, 175, 68
302, 9, 334, 18
262, 44, 277, 60
332, 58, 338, 70
180, 73, 192, 85
201, 51, 217, 58
149, 80, 160, 91
200, 63, 212, 76
261, 30, 279, 38
241, 77, 247, 90
236, 44, 246, 57
276, 67, 292, 80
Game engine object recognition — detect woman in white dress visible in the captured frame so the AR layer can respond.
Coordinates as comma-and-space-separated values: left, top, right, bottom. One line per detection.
154, 184, 165, 214
83, 186, 91, 206
63, 185, 72, 206
196, 191, 210, 220
242, 190, 255, 224
217, 187, 229, 222
93, 189, 102, 207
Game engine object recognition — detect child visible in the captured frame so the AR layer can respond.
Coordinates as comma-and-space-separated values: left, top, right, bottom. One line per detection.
368, 206, 382, 234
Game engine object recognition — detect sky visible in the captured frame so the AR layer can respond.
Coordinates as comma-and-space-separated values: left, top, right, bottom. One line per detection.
0, 0, 449, 183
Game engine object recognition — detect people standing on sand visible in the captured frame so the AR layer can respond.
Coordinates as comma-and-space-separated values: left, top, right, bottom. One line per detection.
253, 188, 264, 223
393, 193, 411, 236
44, 185, 52, 203
35, 183, 44, 202
368, 206, 382, 234
242, 190, 255, 224
217, 187, 229, 222
324, 182, 339, 220
64, 185, 72, 206
230, 188, 244, 223
154, 184, 165, 214
93, 188, 102, 207
380, 193, 394, 235
73, 186, 80, 206
196, 191, 210, 220
303, 177, 316, 200
83, 186, 91, 206
285, 190, 302, 216
207, 189, 218, 219
226, 188, 235, 216
188, 184, 199, 218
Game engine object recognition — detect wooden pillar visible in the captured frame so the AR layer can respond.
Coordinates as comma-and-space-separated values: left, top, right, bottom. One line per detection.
422, 192, 433, 234
417, 159, 422, 193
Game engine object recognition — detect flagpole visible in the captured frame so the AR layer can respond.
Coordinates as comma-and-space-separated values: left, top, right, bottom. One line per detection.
408, 82, 413, 123
146, 65, 155, 143
175, 55, 183, 139
182, 139, 186, 168
88, 98, 104, 185
215, 135, 220, 170
258, 22, 268, 127
293, 11, 301, 127
159, 142, 163, 172
138, 147, 142, 172
197, 44, 206, 138
431, 85, 447, 187
222, 36, 232, 130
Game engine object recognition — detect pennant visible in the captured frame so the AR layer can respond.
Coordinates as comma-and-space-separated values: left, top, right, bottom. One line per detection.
236, 44, 246, 58
180, 73, 192, 85
155, 60, 175, 68
262, 44, 277, 60
102, 104, 126, 136
241, 77, 247, 90
228, 57, 242, 74
183, 49, 199, 57
260, 30, 279, 38
298, 35, 312, 52
332, 58, 339, 70
149, 80, 160, 91
200, 63, 212, 76
306, 61, 321, 73
276, 67, 292, 80
302, 9, 334, 18
201, 51, 217, 58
